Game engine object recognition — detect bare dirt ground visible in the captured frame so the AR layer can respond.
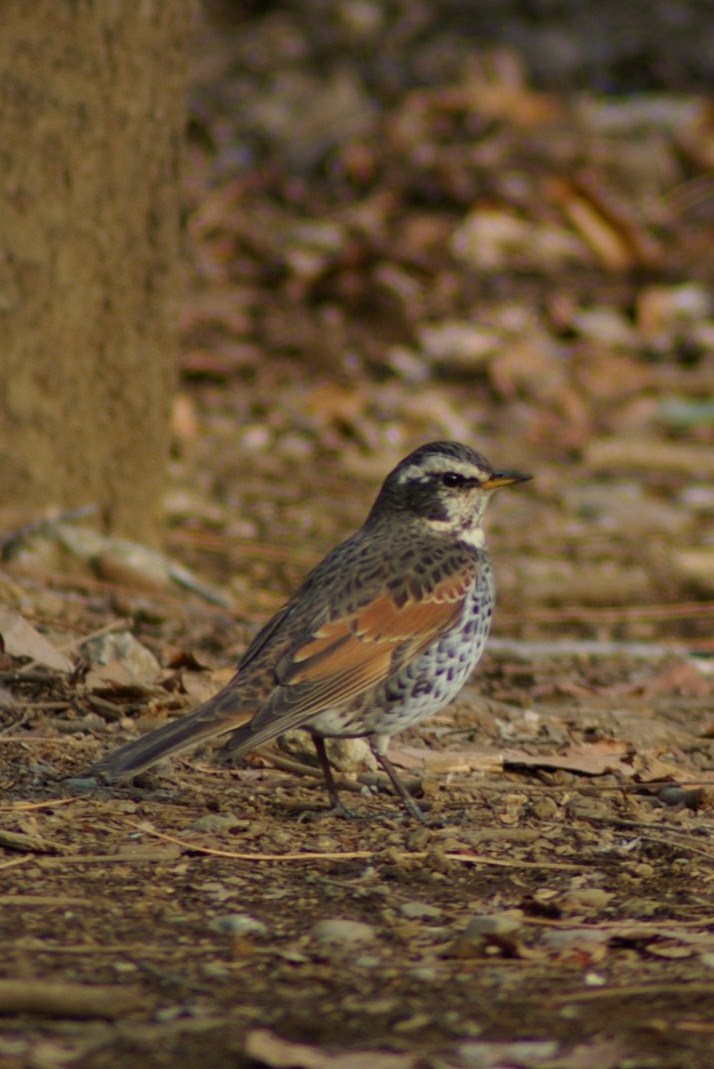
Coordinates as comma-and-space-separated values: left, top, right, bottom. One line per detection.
2, 3, 714, 1067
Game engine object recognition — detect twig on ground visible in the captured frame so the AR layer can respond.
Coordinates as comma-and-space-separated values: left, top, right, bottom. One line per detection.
0, 978, 141, 1019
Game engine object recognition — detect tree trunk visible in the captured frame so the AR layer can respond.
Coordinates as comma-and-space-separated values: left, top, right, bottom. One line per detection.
0, 0, 193, 545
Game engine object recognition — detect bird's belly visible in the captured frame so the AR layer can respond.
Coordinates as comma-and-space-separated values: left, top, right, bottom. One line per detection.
309, 579, 494, 739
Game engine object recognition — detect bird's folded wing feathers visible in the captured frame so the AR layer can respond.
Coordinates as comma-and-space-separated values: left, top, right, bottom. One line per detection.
240, 562, 477, 741
90, 550, 478, 778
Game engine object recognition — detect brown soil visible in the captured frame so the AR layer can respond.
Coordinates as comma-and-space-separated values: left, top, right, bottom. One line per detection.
2, 4, 714, 1068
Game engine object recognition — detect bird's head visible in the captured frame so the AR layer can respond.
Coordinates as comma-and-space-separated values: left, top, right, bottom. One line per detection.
368, 441, 531, 546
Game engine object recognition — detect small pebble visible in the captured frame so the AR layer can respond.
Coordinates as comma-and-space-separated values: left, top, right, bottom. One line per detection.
560, 887, 612, 914
65, 777, 101, 793
462, 912, 523, 939
451, 912, 524, 957
399, 901, 443, 921
658, 785, 703, 809
209, 914, 268, 938
81, 631, 161, 683
311, 918, 376, 948
190, 813, 241, 834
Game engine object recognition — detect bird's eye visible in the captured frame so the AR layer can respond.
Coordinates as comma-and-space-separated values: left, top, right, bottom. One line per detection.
441, 472, 465, 488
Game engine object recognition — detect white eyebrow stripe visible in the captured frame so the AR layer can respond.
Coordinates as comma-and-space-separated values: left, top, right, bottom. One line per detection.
396, 457, 489, 483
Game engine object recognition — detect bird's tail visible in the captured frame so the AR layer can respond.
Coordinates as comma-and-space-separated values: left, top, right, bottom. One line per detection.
88, 681, 256, 783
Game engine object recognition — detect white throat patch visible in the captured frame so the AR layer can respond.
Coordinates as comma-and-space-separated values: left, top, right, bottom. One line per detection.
423, 518, 486, 549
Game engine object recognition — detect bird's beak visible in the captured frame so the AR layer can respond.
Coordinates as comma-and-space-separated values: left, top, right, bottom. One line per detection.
482, 470, 532, 490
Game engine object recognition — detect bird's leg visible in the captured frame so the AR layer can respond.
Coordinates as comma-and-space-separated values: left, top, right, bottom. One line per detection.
311, 736, 357, 818
369, 740, 427, 823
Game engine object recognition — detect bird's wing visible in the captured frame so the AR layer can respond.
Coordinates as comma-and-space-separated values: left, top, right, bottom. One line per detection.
233, 550, 479, 747
90, 539, 480, 780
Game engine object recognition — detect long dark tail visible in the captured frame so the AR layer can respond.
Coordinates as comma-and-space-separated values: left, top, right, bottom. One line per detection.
88, 683, 256, 782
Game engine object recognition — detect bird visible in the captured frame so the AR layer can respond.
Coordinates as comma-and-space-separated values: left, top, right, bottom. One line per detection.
88, 441, 531, 819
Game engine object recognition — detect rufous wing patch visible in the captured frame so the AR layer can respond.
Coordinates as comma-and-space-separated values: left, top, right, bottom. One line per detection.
288, 561, 474, 685
247, 557, 478, 737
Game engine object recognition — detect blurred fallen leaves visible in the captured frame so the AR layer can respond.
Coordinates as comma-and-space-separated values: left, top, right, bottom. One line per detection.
0, 609, 72, 674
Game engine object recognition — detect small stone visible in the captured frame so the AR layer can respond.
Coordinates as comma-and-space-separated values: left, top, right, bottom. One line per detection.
462, 913, 523, 940
399, 901, 443, 921
530, 796, 560, 820
203, 961, 231, 979
451, 912, 524, 958
673, 547, 714, 595
637, 282, 712, 338
65, 776, 102, 793
571, 306, 637, 346
393, 1013, 433, 1033
311, 918, 376, 948
209, 914, 268, 938
96, 543, 172, 591
560, 888, 613, 914
190, 813, 241, 834
81, 631, 161, 684
113, 961, 138, 973
419, 320, 502, 367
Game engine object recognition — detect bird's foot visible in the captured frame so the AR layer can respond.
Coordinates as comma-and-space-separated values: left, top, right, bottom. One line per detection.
294, 797, 360, 823
401, 796, 430, 824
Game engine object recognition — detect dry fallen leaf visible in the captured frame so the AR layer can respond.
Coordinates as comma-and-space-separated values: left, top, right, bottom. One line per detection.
617, 658, 713, 699
0, 608, 72, 673
548, 172, 660, 271
390, 744, 503, 775
503, 741, 632, 777
446, 1036, 625, 1068
244, 1029, 418, 1069
83, 660, 159, 695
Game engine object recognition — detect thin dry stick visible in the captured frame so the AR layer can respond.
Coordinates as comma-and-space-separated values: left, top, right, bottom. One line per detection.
5, 563, 200, 609
0, 978, 141, 1019
443, 777, 711, 795
36, 854, 180, 866
31, 850, 580, 871
19, 942, 244, 956
444, 853, 580, 871
0, 736, 75, 743
525, 916, 714, 931
0, 828, 66, 855
126, 821, 368, 861
126, 820, 582, 870
555, 981, 714, 1002
0, 856, 32, 873
16, 698, 71, 707
1, 799, 85, 811
577, 817, 714, 863
0, 505, 98, 554
36, 848, 370, 865
0, 895, 91, 906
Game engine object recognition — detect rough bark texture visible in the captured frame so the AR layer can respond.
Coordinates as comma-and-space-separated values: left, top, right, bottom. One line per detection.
0, 0, 192, 544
